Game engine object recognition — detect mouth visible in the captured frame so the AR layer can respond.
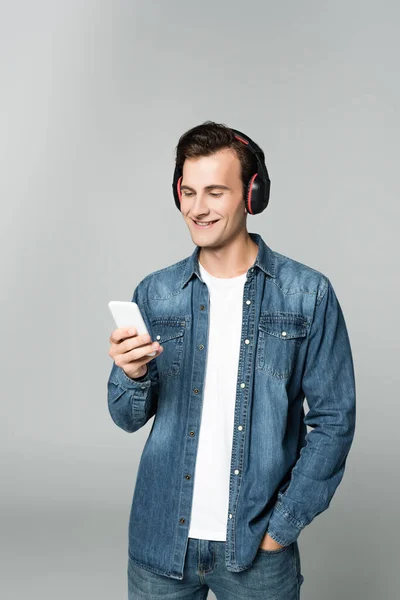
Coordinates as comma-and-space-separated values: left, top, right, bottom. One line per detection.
191, 219, 220, 230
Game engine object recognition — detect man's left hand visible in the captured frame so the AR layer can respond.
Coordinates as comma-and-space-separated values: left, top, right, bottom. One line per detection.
259, 533, 285, 551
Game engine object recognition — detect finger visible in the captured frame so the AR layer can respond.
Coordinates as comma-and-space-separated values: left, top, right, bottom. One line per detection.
120, 341, 163, 365
109, 326, 139, 345
114, 344, 159, 368
116, 333, 153, 354
139, 345, 164, 365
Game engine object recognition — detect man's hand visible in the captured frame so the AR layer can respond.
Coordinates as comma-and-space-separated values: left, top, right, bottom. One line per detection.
108, 326, 163, 380
258, 533, 285, 551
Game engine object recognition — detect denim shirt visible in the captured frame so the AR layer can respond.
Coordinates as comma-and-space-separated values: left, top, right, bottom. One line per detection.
107, 232, 356, 581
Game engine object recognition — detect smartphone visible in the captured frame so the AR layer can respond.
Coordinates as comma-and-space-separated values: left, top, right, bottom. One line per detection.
108, 300, 156, 357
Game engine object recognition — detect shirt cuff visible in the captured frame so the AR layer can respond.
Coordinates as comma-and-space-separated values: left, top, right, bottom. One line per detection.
114, 365, 151, 391
266, 501, 304, 547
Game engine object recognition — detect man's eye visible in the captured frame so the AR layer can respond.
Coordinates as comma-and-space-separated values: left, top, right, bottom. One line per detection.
181, 191, 222, 198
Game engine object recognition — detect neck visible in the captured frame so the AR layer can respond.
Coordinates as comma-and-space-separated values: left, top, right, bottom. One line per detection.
198, 230, 259, 278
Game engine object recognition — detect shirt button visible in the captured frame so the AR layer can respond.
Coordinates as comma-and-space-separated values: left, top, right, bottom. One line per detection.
238, 425, 243, 431
234, 469, 240, 475
189, 431, 195, 436
185, 474, 191, 480
246, 300, 251, 305
200, 305, 205, 310
198, 344, 204, 350
240, 383, 246, 388
229, 514, 233, 519
156, 335, 161, 340
244, 339, 250, 344
281, 331, 287, 337
193, 388, 199, 394
179, 518, 185, 524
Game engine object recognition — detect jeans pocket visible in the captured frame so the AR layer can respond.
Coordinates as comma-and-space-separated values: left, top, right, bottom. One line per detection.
257, 542, 292, 555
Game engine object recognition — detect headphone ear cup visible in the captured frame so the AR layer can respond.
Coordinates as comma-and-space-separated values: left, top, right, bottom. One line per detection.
246, 173, 270, 215
177, 175, 182, 202
244, 180, 251, 213
231, 127, 270, 214
245, 174, 258, 215
172, 168, 182, 211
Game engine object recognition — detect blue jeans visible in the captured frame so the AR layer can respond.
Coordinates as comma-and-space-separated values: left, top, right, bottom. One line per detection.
128, 537, 305, 599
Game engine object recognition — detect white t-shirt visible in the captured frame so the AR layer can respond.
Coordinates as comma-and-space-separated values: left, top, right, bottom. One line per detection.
188, 261, 247, 541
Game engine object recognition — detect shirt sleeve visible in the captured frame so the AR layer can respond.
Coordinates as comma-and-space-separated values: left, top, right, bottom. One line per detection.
266, 277, 356, 546
107, 280, 159, 433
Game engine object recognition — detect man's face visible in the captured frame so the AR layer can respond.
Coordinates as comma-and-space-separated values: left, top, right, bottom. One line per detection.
180, 148, 247, 250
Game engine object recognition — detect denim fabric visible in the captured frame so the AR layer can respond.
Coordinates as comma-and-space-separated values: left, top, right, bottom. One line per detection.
107, 232, 356, 581
128, 537, 304, 599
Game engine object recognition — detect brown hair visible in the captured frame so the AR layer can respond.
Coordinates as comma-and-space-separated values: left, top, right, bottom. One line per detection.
174, 120, 258, 200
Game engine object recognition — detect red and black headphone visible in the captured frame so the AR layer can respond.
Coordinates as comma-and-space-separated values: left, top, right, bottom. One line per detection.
172, 127, 270, 215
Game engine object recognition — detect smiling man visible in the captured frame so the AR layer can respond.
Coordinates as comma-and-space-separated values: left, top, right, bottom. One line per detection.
180, 148, 259, 276
107, 121, 356, 599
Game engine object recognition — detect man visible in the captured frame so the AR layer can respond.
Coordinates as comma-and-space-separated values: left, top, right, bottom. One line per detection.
107, 121, 356, 599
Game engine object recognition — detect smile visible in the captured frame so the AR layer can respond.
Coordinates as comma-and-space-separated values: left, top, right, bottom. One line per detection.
192, 219, 219, 229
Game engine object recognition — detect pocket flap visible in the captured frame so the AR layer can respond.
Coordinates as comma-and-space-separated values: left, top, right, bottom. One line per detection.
151, 317, 186, 344
258, 312, 307, 340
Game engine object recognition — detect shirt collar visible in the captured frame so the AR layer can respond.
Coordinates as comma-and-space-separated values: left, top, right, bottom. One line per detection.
180, 231, 276, 289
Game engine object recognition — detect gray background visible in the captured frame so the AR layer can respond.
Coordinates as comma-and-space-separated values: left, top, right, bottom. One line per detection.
1, 1, 398, 598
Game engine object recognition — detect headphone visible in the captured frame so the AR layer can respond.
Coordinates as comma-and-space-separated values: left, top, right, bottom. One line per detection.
172, 127, 270, 215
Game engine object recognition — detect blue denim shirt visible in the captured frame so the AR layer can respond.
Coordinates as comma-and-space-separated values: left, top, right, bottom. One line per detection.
107, 232, 356, 581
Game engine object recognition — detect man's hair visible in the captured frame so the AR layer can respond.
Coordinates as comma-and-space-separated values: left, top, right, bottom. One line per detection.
174, 121, 258, 201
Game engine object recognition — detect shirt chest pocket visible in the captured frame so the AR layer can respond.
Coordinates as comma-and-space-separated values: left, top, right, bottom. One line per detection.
151, 317, 186, 380
256, 312, 308, 379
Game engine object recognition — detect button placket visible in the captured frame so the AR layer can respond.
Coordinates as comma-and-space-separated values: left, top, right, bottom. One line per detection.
230, 280, 256, 536
176, 285, 211, 544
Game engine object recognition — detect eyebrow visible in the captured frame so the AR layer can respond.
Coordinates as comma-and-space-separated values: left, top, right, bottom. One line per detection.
180, 184, 231, 191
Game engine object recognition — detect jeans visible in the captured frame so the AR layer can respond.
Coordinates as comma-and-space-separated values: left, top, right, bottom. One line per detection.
128, 537, 305, 599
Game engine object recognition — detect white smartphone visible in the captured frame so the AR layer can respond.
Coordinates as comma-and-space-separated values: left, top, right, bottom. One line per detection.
108, 300, 156, 357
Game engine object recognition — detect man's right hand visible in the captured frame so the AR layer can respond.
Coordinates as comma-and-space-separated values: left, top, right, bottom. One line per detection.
108, 327, 163, 380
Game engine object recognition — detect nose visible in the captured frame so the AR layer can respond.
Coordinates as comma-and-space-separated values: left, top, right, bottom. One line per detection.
189, 192, 210, 217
